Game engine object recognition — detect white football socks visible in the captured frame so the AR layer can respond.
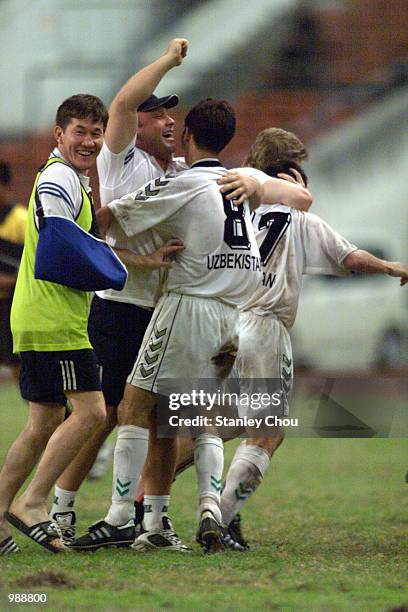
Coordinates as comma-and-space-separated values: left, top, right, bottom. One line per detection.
194, 433, 224, 524
220, 441, 270, 526
104, 425, 148, 526
50, 486, 76, 518
143, 495, 170, 531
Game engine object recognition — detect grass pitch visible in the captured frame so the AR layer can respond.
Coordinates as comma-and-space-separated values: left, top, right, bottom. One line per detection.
0, 382, 407, 611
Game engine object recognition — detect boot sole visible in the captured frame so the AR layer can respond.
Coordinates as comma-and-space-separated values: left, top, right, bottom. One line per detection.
198, 517, 225, 554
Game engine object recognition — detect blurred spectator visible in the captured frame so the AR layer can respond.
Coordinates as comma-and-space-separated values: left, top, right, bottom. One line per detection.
0, 161, 27, 378
274, 4, 322, 89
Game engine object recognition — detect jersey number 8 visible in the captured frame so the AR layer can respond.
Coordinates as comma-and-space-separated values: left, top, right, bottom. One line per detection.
222, 195, 251, 250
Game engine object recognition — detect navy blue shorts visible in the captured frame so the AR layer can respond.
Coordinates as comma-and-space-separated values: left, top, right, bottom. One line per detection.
19, 349, 101, 406
88, 296, 153, 407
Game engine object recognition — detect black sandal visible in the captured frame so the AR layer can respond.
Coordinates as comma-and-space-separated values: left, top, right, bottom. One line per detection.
6, 512, 65, 553
0, 535, 19, 555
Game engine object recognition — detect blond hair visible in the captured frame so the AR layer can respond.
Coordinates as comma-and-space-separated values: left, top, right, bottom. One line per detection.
244, 128, 308, 170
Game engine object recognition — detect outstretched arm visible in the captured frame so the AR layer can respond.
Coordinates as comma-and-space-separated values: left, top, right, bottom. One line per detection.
105, 38, 188, 153
218, 171, 312, 210
343, 250, 408, 286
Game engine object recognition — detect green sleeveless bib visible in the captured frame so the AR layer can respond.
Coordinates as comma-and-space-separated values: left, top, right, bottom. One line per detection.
11, 157, 94, 352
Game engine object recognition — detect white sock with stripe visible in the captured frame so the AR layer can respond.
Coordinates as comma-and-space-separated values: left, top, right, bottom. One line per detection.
220, 441, 270, 526
194, 434, 224, 524
50, 486, 76, 518
105, 425, 148, 527
143, 495, 170, 530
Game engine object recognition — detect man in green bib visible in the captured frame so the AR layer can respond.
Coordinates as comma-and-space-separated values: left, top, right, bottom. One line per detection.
0, 95, 108, 554
0, 94, 183, 555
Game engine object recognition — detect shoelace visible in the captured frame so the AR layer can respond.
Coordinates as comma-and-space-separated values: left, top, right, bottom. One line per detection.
61, 526, 76, 537
164, 530, 185, 546
52, 521, 75, 542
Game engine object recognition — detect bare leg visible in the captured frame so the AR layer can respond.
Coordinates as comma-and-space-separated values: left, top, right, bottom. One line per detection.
135, 435, 193, 502
174, 436, 195, 475
118, 385, 153, 428
11, 363, 20, 385
246, 432, 285, 456
71, 385, 154, 550
57, 403, 117, 491
143, 414, 178, 496
11, 391, 105, 526
0, 403, 64, 541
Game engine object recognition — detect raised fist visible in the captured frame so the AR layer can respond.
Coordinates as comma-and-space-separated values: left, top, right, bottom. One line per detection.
166, 38, 189, 66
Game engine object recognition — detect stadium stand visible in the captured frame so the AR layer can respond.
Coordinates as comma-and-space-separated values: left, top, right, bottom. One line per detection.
0, 0, 407, 209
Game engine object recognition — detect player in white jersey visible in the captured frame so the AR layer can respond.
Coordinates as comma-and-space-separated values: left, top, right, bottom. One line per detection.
120, 128, 408, 551
73, 99, 300, 554
219, 137, 408, 549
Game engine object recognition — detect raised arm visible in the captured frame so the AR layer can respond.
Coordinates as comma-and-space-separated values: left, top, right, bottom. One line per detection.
343, 250, 408, 286
105, 38, 188, 153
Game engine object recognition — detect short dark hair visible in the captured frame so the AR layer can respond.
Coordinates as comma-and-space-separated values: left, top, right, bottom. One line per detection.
56, 94, 109, 131
184, 98, 236, 153
0, 160, 11, 186
263, 159, 308, 187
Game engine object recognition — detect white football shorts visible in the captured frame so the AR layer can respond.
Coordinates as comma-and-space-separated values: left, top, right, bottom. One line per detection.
127, 292, 239, 395
235, 310, 293, 416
